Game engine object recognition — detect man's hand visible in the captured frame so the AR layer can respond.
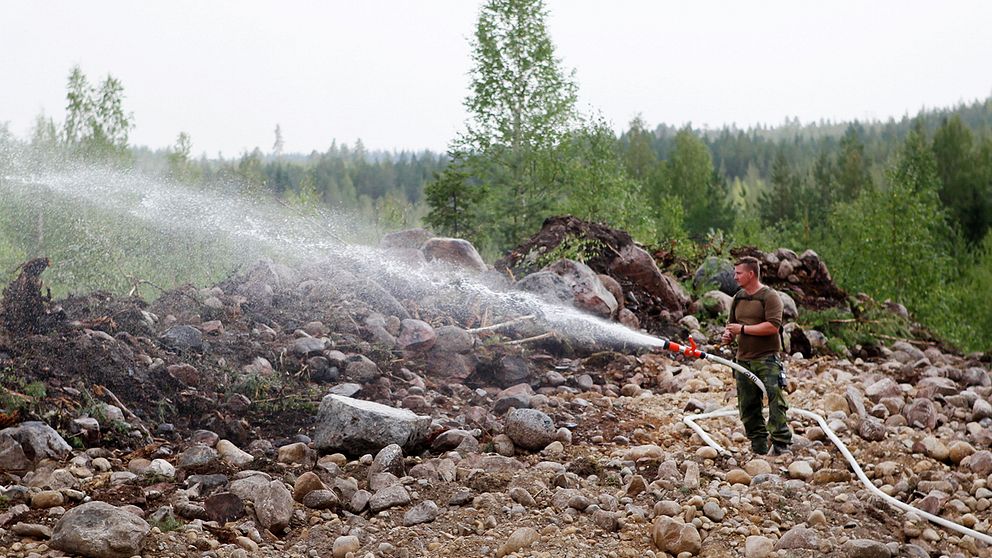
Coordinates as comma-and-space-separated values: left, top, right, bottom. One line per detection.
720, 328, 734, 345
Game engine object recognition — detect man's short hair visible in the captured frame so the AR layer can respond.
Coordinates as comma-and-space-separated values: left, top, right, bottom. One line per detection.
735, 256, 761, 279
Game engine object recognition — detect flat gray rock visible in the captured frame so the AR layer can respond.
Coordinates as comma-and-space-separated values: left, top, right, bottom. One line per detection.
313, 395, 430, 454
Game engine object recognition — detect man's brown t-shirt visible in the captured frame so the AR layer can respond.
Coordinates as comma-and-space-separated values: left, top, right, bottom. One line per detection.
730, 286, 783, 360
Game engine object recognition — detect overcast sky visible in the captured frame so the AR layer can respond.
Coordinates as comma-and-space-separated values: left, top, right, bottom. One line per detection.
2, 1, 990, 157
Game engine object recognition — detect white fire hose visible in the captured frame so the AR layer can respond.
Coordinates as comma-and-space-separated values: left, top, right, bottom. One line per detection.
653, 337, 992, 547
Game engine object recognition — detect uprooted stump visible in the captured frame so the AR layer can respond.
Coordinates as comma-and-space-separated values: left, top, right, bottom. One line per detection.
1, 258, 64, 335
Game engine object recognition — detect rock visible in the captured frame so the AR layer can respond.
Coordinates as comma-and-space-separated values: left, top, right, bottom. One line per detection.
344, 355, 381, 383
515, 271, 576, 306
228, 474, 271, 503
302, 489, 339, 510
701, 290, 733, 317
0, 432, 31, 471
745, 535, 775, 558
332, 535, 361, 558
598, 274, 625, 310
545, 259, 618, 318
903, 398, 938, 430
397, 319, 436, 351
0, 421, 72, 463
178, 444, 219, 470
948, 440, 975, 464
775, 525, 818, 550
788, 461, 814, 480
380, 227, 432, 249
504, 408, 556, 451
495, 354, 531, 388
651, 516, 701, 555
702, 501, 725, 521
683, 461, 700, 489
216, 439, 254, 467
693, 257, 737, 295
147, 458, 175, 478
277, 441, 309, 464
314, 394, 430, 455
369, 484, 411, 512
726, 469, 752, 485
204, 492, 245, 523
922, 436, 949, 461
618, 307, 640, 329
609, 244, 690, 314
744, 459, 772, 477
962, 450, 992, 476
858, 417, 887, 441
866, 378, 901, 402
11, 522, 52, 539
369, 444, 405, 477
159, 324, 204, 351
292, 471, 327, 502
497, 527, 540, 558
254, 480, 294, 532
51, 501, 150, 558
776, 289, 799, 319
291, 336, 325, 357
432, 325, 474, 353
842, 539, 891, 558
892, 341, 926, 361
403, 500, 439, 526
845, 386, 867, 418
31, 490, 64, 509
972, 398, 992, 421
493, 434, 515, 456
509, 487, 537, 507
421, 237, 487, 272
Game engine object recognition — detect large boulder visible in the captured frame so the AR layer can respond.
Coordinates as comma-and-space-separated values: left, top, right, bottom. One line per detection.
380, 228, 433, 250
51, 501, 150, 558
776, 289, 799, 320
314, 395, 431, 455
544, 259, 618, 318
514, 271, 576, 306
701, 290, 733, 317
693, 257, 737, 295
0, 421, 71, 463
608, 244, 689, 315
421, 238, 487, 273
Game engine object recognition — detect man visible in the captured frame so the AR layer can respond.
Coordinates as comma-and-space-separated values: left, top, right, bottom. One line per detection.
720, 256, 793, 456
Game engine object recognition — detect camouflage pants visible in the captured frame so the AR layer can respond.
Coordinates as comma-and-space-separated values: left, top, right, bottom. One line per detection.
735, 356, 792, 453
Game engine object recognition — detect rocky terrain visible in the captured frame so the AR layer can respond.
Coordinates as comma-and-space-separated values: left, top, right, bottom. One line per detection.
1, 218, 990, 558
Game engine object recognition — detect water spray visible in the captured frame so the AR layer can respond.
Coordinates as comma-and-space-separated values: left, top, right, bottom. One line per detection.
649, 335, 992, 547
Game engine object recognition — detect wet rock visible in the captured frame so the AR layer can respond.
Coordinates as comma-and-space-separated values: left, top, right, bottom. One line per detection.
651, 516, 701, 555
159, 324, 203, 351
496, 527, 540, 558
403, 500, 439, 526
369, 484, 411, 512
545, 259, 618, 318
421, 237, 487, 272
381, 228, 432, 249
397, 319, 436, 351
609, 244, 690, 314
432, 325, 474, 353
598, 274, 625, 310
842, 539, 892, 558
314, 394, 430, 454
775, 525, 818, 550
505, 408, 556, 451
515, 271, 576, 305
51, 501, 150, 558
255, 480, 293, 532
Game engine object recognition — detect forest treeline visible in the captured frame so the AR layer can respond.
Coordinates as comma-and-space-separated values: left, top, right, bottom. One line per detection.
1, 0, 990, 352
